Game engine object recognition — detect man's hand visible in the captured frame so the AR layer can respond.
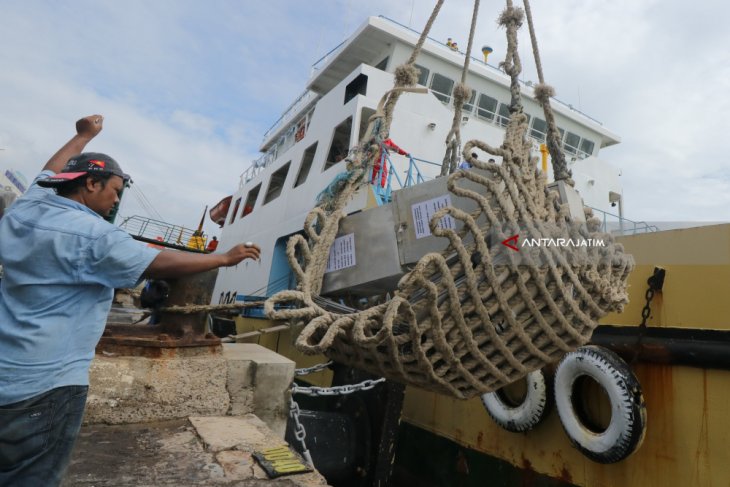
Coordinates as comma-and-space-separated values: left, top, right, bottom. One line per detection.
144, 242, 262, 279
42, 114, 105, 173
223, 243, 261, 266
76, 114, 104, 140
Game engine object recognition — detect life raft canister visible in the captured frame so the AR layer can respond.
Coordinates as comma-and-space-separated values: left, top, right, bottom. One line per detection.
480, 369, 551, 433
554, 345, 647, 464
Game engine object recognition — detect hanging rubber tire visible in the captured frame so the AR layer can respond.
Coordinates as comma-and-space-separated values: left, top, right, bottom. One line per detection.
480, 369, 551, 433
554, 345, 647, 464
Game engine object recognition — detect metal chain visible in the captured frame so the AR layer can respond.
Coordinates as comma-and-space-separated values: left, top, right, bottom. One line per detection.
288, 395, 314, 466
294, 361, 333, 377
291, 378, 386, 397
288, 376, 386, 467
632, 267, 665, 364
639, 287, 654, 328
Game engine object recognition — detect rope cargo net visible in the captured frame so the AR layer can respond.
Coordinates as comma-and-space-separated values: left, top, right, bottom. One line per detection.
265, 0, 634, 399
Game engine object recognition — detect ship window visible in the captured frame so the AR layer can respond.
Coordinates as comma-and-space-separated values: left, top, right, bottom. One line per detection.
564, 131, 581, 155
241, 183, 261, 218
580, 138, 595, 157
430, 73, 454, 104
294, 143, 318, 188
415, 64, 430, 86
530, 117, 547, 142
294, 118, 307, 143
359, 107, 376, 141
558, 127, 566, 140
229, 197, 241, 224
463, 90, 476, 113
344, 74, 368, 104
324, 116, 353, 171
263, 162, 291, 205
375, 56, 389, 71
476, 93, 497, 121
497, 103, 511, 127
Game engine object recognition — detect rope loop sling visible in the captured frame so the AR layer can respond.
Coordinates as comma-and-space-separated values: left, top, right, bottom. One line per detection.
440, 0, 479, 177
264, 0, 634, 399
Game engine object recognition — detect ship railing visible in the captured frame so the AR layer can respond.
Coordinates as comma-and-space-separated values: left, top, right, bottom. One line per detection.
368, 158, 653, 237
372, 152, 439, 204
119, 215, 206, 251
371, 152, 399, 203
587, 206, 659, 235
239, 152, 275, 188
262, 90, 319, 143
407, 156, 441, 184
242, 92, 320, 188
310, 39, 348, 74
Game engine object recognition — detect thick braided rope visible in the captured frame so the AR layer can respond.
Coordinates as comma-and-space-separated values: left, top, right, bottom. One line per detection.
522, 0, 571, 183
439, 0, 480, 177
264, 1, 634, 399
381, 0, 445, 138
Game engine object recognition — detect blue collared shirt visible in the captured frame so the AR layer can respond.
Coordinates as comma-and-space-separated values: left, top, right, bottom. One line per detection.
0, 171, 159, 405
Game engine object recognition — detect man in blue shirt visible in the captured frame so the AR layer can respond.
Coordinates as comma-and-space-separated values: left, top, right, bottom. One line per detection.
0, 115, 260, 486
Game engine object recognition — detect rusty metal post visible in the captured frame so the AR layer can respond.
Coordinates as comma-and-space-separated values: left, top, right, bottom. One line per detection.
99, 269, 221, 353
157, 270, 219, 344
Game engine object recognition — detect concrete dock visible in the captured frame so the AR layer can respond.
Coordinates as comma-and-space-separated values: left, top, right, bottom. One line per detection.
62, 415, 328, 486
61, 342, 329, 486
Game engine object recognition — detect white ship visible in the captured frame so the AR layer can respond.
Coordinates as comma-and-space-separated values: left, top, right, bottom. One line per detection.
212, 15, 626, 305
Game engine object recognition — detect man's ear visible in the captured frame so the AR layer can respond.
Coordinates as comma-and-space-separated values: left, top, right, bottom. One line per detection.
84, 176, 99, 193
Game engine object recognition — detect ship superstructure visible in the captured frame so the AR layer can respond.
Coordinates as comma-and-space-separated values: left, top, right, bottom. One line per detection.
213, 16, 623, 303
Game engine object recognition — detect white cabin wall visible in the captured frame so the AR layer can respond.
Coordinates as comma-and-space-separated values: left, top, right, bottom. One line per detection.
213, 67, 388, 299
389, 43, 415, 68
373, 46, 395, 71
571, 156, 622, 215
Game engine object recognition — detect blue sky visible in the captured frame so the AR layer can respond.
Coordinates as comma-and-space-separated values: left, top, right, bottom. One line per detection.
1, 0, 728, 237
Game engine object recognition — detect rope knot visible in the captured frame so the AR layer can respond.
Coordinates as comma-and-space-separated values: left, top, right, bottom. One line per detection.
453, 83, 472, 106
394, 64, 419, 87
498, 6, 524, 28
533, 83, 555, 105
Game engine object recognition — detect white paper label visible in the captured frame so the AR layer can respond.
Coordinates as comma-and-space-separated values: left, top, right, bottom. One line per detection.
325, 233, 356, 273
411, 195, 456, 239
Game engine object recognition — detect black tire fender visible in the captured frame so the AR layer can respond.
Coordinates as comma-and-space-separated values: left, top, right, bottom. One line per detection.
480, 369, 551, 433
554, 345, 647, 464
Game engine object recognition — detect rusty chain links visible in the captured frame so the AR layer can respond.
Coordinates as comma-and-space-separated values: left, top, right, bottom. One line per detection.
639, 288, 654, 328
632, 267, 666, 363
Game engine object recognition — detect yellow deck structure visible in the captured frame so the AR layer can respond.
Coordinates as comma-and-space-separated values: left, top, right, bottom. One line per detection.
403, 223, 730, 486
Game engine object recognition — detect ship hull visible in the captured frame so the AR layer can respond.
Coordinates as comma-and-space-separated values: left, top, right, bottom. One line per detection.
228, 224, 730, 486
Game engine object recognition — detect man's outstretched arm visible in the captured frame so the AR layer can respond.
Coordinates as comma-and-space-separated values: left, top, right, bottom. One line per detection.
384, 138, 409, 156
143, 243, 261, 279
42, 115, 104, 173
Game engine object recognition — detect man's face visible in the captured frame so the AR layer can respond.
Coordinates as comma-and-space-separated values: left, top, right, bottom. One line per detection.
85, 175, 124, 217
